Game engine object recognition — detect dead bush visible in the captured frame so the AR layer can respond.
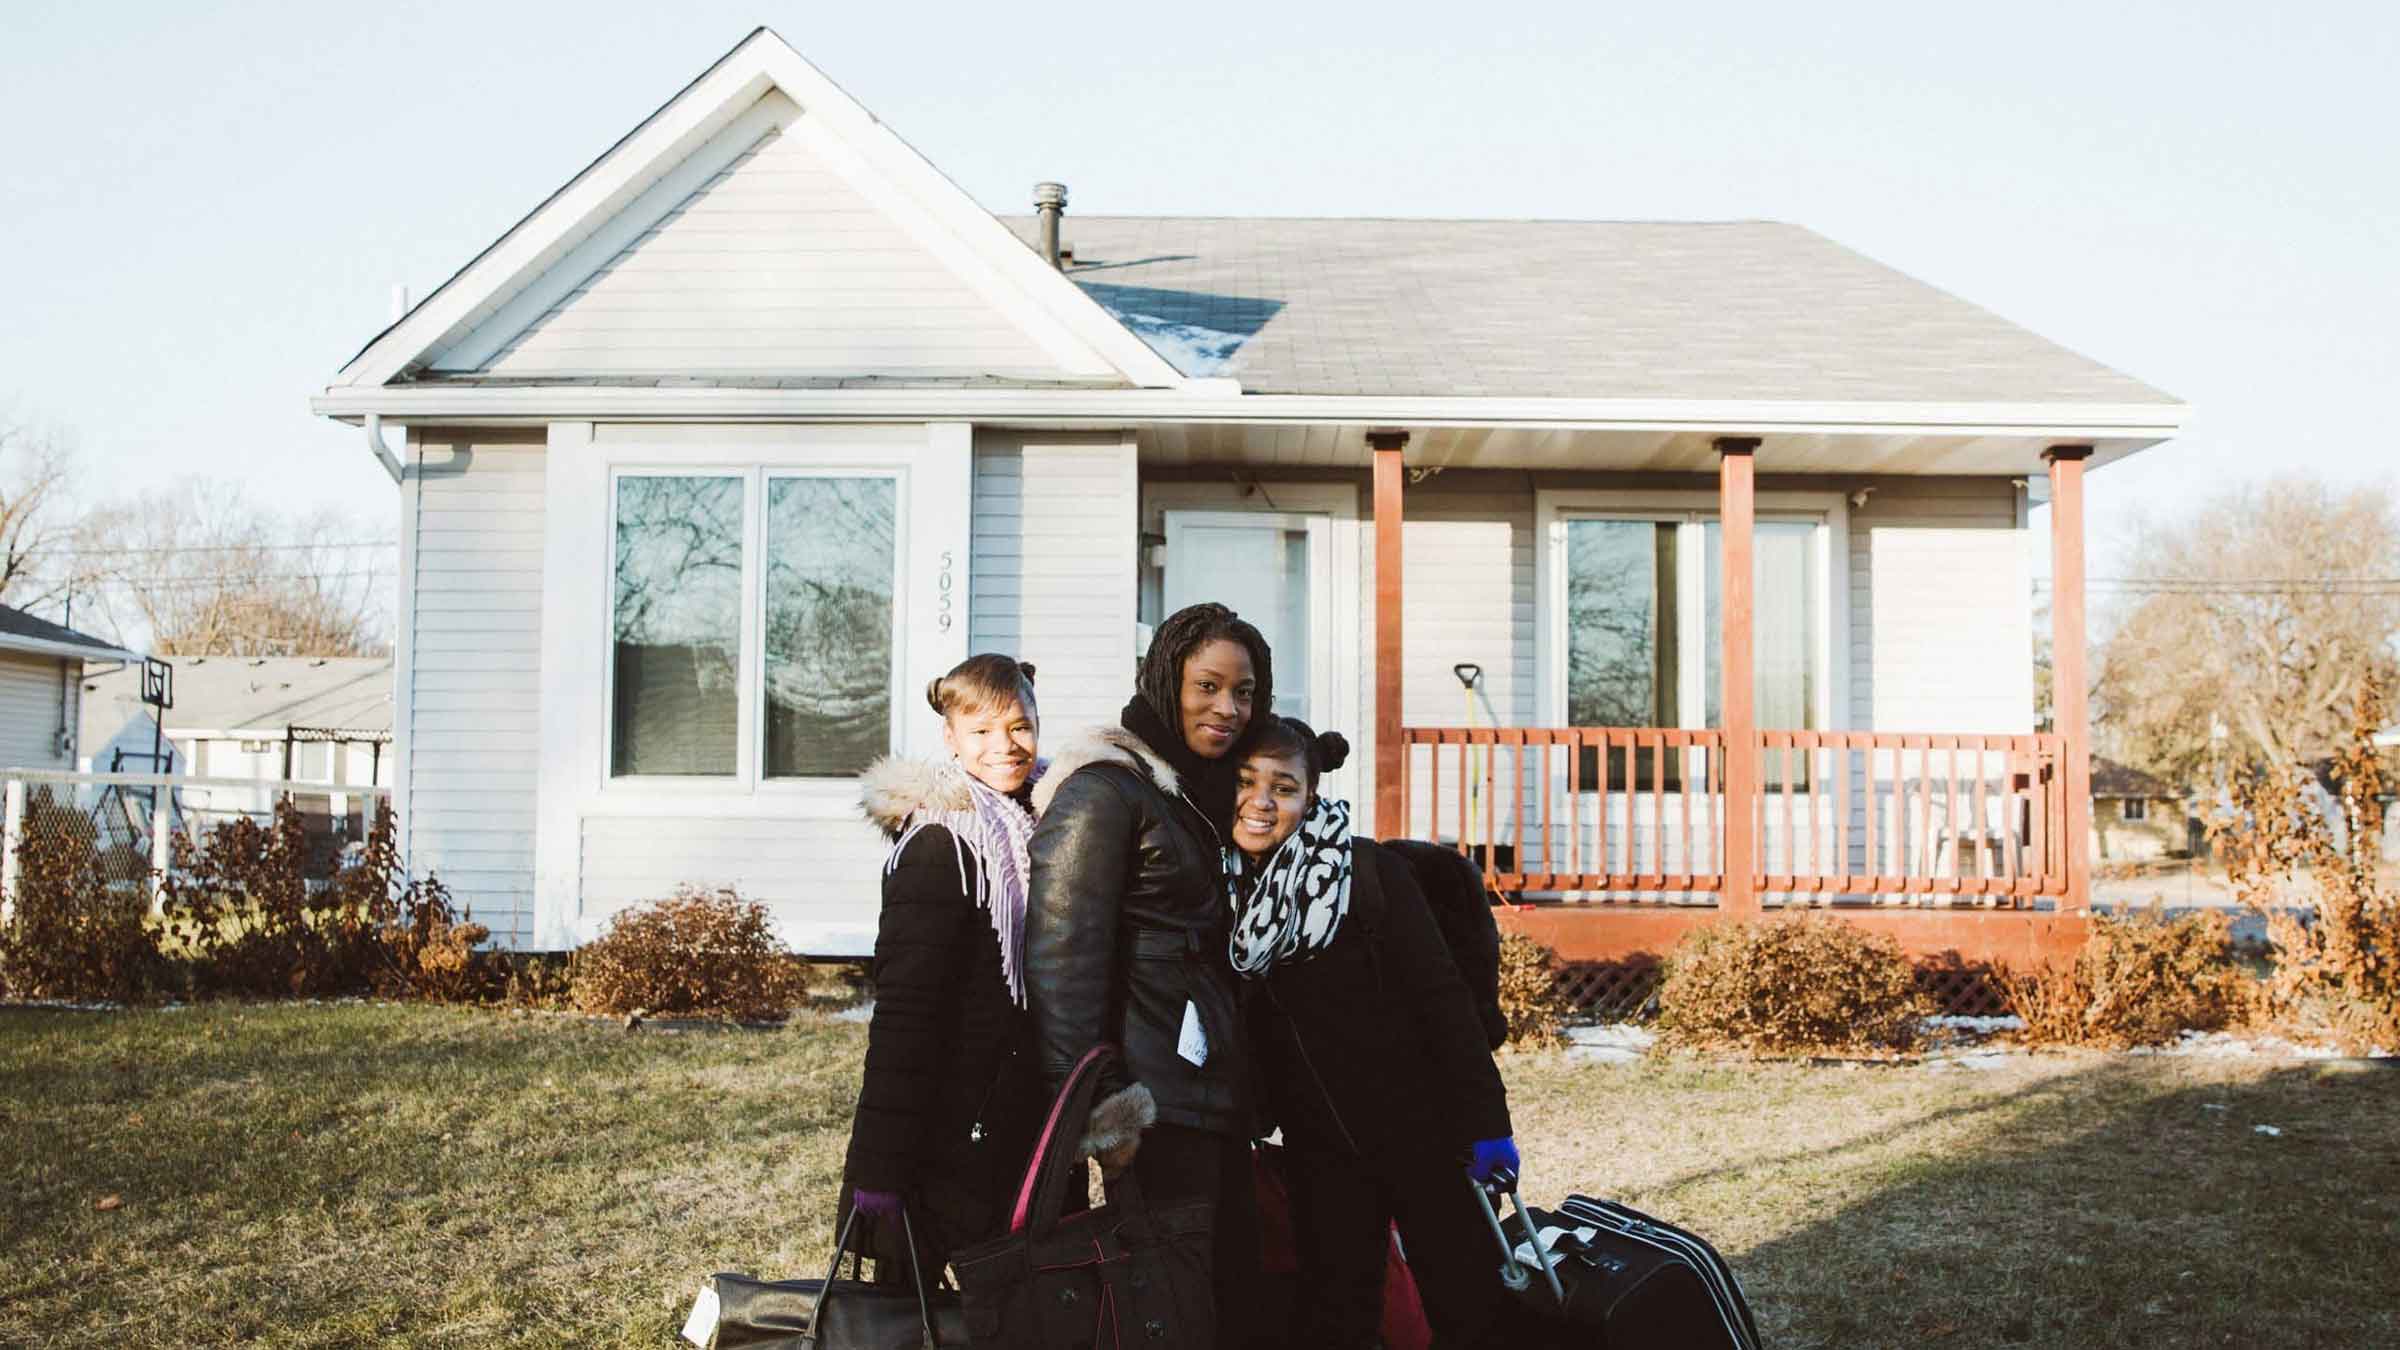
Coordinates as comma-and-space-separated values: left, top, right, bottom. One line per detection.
1999, 904, 2254, 1047
568, 886, 807, 1022
1496, 931, 1571, 1049
158, 801, 377, 996
0, 809, 169, 1003
2209, 673, 2400, 1054
1656, 916, 1933, 1056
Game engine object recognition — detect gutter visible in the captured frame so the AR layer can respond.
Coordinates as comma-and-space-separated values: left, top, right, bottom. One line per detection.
313, 386, 2191, 441
0, 633, 141, 664
362, 413, 404, 484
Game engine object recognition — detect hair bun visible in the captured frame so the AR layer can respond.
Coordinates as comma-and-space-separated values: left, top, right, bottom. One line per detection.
1016, 661, 1037, 685
1314, 731, 1352, 773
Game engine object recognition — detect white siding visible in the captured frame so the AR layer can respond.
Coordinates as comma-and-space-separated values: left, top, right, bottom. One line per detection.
408, 429, 544, 944
0, 651, 74, 771
1850, 477, 2032, 733
577, 813, 891, 953
479, 96, 1069, 381
970, 431, 1139, 732
1399, 479, 1537, 729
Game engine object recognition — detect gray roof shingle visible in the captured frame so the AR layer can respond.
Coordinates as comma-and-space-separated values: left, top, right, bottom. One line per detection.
0, 603, 135, 660
1002, 216, 2175, 404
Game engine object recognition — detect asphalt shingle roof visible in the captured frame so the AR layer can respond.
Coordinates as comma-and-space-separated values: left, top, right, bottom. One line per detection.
82, 656, 394, 739
1002, 216, 2175, 404
0, 603, 134, 659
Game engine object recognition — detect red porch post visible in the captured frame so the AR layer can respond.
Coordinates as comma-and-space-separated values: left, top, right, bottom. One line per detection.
1370, 431, 1410, 838
1717, 438, 1762, 916
2046, 445, 2095, 915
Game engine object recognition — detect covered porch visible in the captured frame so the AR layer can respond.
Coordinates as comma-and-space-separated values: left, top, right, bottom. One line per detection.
1351, 430, 2103, 968
1125, 417, 2122, 973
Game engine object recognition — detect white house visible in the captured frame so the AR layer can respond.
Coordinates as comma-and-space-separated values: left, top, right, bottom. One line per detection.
0, 604, 137, 772
79, 656, 394, 829
310, 29, 2183, 963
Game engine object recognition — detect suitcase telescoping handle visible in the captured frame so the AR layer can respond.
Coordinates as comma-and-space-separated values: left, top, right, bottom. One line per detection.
1467, 1174, 1564, 1305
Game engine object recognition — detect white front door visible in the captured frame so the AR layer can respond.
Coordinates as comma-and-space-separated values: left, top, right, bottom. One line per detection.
1162, 507, 1356, 800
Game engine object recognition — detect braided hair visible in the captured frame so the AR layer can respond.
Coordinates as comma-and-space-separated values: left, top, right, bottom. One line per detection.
1136, 603, 1275, 748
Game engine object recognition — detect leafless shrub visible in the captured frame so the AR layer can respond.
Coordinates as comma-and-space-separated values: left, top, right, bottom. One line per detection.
1656, 916, 1933, 1056
2208, 672, 2400, 1054
1999, 904, 2254, 1048
567, 886, 808, 1022
1496, 931, 1572, 1049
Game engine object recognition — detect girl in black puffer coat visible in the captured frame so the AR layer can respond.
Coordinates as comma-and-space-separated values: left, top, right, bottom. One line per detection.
840, 655, 1049, 1272
1232, 717, 1520, 1350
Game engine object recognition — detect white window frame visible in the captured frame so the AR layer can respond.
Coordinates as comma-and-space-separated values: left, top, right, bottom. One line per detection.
1532, 488, 1849, 735
603, 461, 914, 798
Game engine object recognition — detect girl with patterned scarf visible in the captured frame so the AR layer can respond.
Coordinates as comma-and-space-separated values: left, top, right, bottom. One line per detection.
840, 654, 1046, 1277
1232, 716, 1523, 1349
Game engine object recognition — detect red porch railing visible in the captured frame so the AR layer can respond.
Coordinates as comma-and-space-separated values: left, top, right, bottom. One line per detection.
1399, 727, 2068, 905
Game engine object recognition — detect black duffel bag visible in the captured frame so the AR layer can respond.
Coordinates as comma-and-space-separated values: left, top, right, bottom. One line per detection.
696, 1203, 967, 1349
949, 1044, 1215, 1349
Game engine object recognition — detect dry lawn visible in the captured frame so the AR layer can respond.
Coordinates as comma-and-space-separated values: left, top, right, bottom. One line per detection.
2, 1003, 2394, 1348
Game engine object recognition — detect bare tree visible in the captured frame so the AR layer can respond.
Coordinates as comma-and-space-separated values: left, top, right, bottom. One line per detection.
0, 412, 80, 609
74, 480, 390, 657
2096, 477, 2400, 784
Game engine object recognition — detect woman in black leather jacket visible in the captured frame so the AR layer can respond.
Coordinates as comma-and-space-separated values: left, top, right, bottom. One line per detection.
1025, 602, 1274, 1349
1233, 717, 1520, 1349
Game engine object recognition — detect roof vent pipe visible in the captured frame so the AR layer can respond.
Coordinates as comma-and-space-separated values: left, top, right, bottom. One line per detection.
1034, 182, 1068, 269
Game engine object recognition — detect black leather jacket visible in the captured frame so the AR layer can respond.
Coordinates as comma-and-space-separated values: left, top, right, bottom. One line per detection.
1025, 725, 1250, 1134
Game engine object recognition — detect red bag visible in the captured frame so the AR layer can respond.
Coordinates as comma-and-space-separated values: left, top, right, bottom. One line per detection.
1252, 1143, 1433, 1350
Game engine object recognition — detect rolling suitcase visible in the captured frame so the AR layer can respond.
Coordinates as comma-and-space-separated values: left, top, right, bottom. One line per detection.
1471, 1182, 1762, 1350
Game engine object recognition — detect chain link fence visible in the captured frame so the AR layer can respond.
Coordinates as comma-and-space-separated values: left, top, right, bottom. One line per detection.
0, 770, 392, 919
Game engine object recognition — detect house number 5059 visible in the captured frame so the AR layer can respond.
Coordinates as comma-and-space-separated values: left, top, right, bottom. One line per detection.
936, 551, 956, 631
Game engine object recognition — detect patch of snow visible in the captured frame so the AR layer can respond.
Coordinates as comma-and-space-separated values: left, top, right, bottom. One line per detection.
2253, 1124, 2283, 1137
831, 1000, 875, 1024
3, 998, 122, 1012
1926, 1014, 2025, 1034
1102, 311, 1251, 377
1564, 1022, 1655, 1064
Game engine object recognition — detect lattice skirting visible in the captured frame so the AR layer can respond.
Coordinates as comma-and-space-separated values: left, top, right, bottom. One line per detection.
1555, 955, 2011, 1020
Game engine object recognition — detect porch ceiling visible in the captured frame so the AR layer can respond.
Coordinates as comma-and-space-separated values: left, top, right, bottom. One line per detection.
1137, 422, 2167, 476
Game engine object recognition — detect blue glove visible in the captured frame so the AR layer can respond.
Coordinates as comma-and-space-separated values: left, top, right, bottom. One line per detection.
1469, 1136, 1521, 1188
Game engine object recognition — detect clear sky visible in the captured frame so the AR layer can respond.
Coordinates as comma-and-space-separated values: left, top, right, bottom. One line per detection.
3, 0, 2393, 581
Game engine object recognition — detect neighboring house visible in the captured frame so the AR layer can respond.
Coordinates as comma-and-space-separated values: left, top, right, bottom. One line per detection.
80, 656, 394, 827
0, 604, 137, 771
2089, 757, 2189, 862
309, 29, 2184, 958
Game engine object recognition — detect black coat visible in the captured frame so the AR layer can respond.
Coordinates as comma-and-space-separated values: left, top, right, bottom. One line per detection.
1025, 725, 1249, 1134
1246, 838, 1513, 1159
842, 761, 1043, 1256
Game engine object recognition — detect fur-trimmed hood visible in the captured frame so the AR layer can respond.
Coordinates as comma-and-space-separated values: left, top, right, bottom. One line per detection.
859, 754, 974, 836
1029, 724, 1180, 817
860, 754, 1044, 837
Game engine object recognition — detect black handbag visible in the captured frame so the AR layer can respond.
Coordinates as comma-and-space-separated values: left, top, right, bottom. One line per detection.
696, 1204, 968, 1349
948, 1045, 1215, 1349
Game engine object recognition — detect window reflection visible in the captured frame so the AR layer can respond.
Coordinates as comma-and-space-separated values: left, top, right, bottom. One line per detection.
764, 477, 896, 777
612, 476, 743, 776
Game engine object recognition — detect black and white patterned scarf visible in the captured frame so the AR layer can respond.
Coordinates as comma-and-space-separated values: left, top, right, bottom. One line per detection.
1225, 795, 1355, 979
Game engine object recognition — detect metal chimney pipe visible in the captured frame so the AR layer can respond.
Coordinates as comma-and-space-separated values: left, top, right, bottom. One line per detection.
1033, 182, 1068, 269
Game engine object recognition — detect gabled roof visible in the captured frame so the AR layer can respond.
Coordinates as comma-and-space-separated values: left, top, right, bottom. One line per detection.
81, 656, 394, 740
0, 604, 138, 663
1010, 216, 2178, 404
333, 28, 1182, 391
2091, 756, 2181, 800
